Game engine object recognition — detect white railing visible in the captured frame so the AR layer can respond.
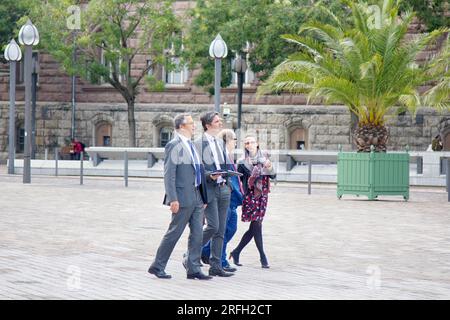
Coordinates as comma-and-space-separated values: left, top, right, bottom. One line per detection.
9, 148, 450, 188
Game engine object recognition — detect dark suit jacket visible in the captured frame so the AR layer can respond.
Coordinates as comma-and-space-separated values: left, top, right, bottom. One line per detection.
195, 133, 229, 203
162, 136, 207, 207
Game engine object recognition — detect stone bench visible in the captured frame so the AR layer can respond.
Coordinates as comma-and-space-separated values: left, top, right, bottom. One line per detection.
284, 150, 338, 171
58, 146, 73, 160
85, 147, 165, 167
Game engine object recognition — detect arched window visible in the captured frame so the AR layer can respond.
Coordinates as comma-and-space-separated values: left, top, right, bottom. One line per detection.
289, 128, 307, 150
443, 131, 450, 151
16, 124, 25, 153
95, 122, 112, 146
160, 127, 173, 147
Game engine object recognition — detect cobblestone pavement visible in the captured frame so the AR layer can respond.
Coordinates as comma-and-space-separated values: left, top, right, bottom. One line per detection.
1, 166, 449, 300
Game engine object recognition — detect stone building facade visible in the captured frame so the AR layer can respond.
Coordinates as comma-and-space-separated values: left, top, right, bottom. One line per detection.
1, 100, 448, 161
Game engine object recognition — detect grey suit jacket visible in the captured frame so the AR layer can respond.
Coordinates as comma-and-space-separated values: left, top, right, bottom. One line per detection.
195, 133, 229, 203
163, 136, 207, 207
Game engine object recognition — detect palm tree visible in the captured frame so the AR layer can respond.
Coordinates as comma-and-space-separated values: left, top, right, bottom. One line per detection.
259, 0, 449, 152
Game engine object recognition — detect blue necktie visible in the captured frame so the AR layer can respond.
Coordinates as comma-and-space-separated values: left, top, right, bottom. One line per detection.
188, 140, 202, 187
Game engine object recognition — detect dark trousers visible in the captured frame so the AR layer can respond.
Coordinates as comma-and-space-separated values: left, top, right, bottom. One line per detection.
232, 220, 267, 263
202, 184, 231, 270
202, 205, 238, 267
150, 189, 204, 275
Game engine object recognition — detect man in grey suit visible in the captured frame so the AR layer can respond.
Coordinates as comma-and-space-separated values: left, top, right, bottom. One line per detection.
148, 114, 212, 280
195, 111, 233, 277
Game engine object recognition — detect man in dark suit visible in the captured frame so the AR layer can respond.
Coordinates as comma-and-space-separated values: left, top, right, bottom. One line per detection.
194, 111, 233, 277
148, 114, 211, 280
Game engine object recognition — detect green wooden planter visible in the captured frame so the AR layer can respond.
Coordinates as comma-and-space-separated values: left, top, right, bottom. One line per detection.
337, 148, 409, 201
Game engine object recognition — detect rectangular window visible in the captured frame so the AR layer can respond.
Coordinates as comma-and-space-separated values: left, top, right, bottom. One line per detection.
146, 59, 153, 76
32, 52, 39, 85
160, 132, 170, 147
164, 57, 188, 85
15, 52, 39, 85
160, 128, 173, 147
16, 60, 24, 84
108, 57, 123, 83
93, 47, 123, 84
17, 128, 25, 153
230, 55, 254, 86
103, 136, 111, 146
13, 51, 39, 85
296, 141, 305, 150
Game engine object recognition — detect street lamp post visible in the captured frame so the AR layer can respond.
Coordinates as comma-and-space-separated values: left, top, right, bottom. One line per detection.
209, 34, 228, 113
4, 39, 22, 174
71, 31, 79, 140
31, 52, 39, 159
232, 55, 247, 133
19, 19, 39, 184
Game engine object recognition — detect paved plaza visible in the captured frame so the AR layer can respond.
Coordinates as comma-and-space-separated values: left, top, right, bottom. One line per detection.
0, 165, 449, 300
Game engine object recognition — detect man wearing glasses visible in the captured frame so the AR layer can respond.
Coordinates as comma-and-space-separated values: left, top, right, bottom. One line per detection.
192, 111, 234, 277
148, 114, 211, 280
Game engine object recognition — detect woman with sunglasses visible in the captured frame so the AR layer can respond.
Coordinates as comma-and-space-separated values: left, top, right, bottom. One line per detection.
229, 135, 276, 268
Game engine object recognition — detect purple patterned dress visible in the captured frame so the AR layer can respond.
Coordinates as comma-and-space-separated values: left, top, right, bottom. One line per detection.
241, 175, 271, 222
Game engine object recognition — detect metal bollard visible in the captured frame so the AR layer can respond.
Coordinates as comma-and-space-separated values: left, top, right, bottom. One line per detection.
417, 157, 423, 174
124, 151, 128, 187
147, 152, 156, 168
80, 151, 84, 185
446, 158, 449, 202
308, 160, 312, 195
45, 148, 48, 160
55, 148, 58, 176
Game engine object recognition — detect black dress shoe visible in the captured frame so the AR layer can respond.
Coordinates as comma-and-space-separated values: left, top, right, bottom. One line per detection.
148, 267, 172, 279
201, 255, 210, 265
209, 268, 234, 277
187, 272, 213, 280
223, 266, 237, 272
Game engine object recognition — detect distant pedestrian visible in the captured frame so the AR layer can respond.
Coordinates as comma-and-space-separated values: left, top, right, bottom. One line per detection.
70, 138, 83, 160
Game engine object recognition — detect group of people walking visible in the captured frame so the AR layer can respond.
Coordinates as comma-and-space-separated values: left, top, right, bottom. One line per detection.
148, 111, 276, 280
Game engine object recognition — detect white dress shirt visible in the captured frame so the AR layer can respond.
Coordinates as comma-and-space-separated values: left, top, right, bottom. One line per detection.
204, 132, 225, 184
177, 132, 199, 166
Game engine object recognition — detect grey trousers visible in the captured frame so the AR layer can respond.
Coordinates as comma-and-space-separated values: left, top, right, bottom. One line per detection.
150, 189, 204, 275
202, 184, 231, 270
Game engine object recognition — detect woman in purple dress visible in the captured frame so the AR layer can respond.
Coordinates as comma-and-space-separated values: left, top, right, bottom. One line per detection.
229, 135, 276, 268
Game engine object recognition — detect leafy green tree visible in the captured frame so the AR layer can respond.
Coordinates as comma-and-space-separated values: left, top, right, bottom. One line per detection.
400, 0, 449, 31
259, 0, 449, 152
183, 0, 328, 94
0, 0, 28, 59
27, 0, 181, 147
